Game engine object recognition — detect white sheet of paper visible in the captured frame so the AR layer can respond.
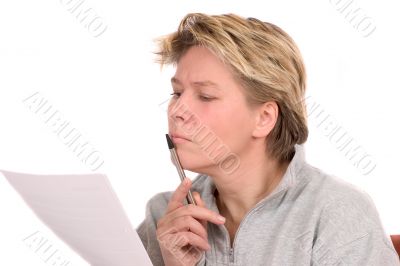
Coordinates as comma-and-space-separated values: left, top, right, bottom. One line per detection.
0, 169, 153, 266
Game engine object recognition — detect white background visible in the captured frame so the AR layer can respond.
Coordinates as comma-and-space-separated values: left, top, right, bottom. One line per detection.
0, 0, 399, 265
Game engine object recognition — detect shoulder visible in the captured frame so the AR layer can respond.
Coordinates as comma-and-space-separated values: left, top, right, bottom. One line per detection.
299, 163, 377, 212
296, 165, 399, 263
300, 164, 389, 239
293, 163, 387, 238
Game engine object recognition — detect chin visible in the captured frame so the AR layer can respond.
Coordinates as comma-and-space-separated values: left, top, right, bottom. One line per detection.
180, 159, 204, 172
178, 154, 213, 173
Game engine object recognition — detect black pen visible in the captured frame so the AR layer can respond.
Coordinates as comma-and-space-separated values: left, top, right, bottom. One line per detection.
165, 134, 197, 205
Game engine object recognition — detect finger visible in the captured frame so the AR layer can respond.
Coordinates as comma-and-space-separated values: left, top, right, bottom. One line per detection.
158, 230, 209, 251
193, 192, 208, 230
193, 192, 205, 208
166, 178, 192, 213
175, 231, 211, 251
157, 215, 207, 242
165, 204, 226, 226
167, 215, 208, 241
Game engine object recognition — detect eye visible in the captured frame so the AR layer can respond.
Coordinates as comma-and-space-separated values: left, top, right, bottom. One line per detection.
170, 92, 214, 102
199, 95, 214, 101
170, 92, 181, 98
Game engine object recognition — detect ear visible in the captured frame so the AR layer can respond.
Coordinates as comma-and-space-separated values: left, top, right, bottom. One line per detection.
252, 101, 279, 138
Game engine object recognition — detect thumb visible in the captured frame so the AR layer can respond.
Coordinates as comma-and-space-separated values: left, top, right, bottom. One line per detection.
193, 192, 208, 229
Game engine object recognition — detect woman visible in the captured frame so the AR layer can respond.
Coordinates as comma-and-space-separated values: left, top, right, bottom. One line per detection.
137, 13, 400, 266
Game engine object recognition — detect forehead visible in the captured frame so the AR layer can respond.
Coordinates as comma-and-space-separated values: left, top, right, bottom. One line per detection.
171, 77, 221, 91
173, 46, 237, 88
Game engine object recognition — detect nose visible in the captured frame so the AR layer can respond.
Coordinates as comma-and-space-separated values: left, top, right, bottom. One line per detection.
168, 94, 200, 136
168, 91, 194, 122
168, 97, 192, 124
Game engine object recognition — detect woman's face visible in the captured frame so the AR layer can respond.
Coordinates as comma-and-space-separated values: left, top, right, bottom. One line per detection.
168, 46, 257, 174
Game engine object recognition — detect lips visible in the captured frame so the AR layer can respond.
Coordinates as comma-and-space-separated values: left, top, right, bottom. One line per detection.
170, 133, 190, 141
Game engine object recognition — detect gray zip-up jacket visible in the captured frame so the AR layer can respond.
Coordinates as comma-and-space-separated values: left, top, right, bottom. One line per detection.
136, 144, 400, 265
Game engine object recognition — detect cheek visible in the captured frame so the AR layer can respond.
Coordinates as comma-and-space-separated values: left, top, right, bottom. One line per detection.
202, 104, 252, 143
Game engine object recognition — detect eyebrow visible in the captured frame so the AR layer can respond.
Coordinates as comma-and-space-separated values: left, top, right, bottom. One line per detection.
171, 77, 221, 90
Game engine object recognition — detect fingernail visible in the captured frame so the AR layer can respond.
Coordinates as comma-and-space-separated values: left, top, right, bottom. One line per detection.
217, 215, 226, 222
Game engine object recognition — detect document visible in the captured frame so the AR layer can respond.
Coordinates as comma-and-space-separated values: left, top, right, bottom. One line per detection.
0, 169, 153, 266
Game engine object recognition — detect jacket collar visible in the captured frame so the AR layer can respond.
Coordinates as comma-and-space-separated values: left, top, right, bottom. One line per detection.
198, 144, 306, 213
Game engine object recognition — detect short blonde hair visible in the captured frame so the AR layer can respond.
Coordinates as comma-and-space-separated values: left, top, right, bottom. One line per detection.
156, 13, 308, 163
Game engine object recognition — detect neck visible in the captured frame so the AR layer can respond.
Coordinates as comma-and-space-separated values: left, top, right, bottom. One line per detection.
212, 151, 290, 225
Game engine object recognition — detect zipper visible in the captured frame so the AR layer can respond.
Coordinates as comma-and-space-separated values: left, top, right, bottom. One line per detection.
220, 223, 235, 264
220, 189, 289, 265
229, 247, 234, 263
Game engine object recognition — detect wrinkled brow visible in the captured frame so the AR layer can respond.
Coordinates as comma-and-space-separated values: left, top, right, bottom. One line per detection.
171, 77, 221, 90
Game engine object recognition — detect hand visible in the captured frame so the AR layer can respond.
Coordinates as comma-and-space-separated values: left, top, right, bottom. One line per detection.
156, 178, 226, 266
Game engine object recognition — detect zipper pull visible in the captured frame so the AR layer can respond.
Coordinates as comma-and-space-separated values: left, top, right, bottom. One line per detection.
229, 247, 234, 263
